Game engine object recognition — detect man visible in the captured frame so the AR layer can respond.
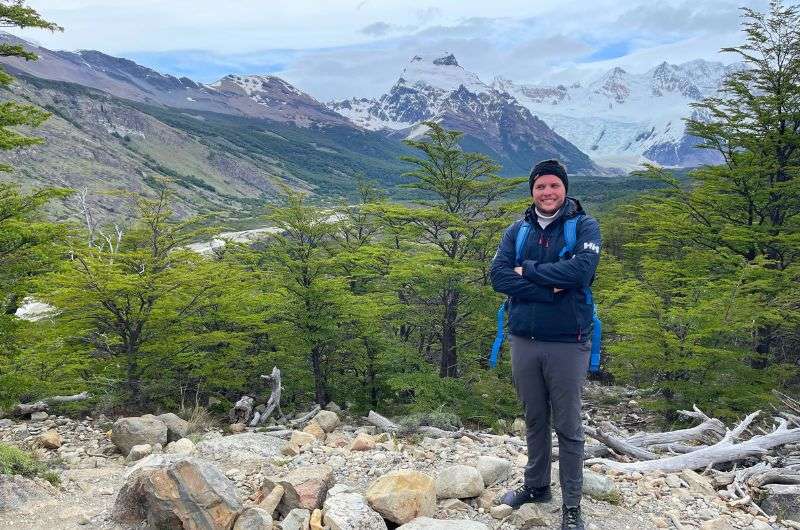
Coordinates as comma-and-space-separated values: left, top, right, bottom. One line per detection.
490, 159, 601, 530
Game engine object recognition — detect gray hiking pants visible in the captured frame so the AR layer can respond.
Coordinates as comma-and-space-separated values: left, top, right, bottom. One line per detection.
510, 334, 590, 507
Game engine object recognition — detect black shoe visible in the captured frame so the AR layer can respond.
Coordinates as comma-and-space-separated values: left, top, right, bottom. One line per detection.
561, 504, 585, 529
500, 484, 552, 509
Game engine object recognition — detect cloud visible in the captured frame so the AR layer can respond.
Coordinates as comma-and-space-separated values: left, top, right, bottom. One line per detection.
360, 22, 394, 36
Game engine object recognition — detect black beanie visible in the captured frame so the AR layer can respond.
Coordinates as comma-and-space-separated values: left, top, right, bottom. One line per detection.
529, 159, 568, 194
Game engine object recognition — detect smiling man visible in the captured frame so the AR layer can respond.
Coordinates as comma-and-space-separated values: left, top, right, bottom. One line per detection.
489, 159, 601, 530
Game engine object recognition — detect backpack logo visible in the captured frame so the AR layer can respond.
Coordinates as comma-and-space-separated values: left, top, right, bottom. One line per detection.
583, 241, 600, 254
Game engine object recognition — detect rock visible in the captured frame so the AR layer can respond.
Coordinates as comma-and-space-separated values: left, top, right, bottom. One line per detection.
439, 498, 469, 511
262, 464, 334, 515
491, 504, 513, 519
366, 469, 437, 524
508, 503, 549, 528
313, 410, 340, 432
746, 521, 773, 530
435, 465, 484, 499
281, 442, 302, 456
323, 489, 387, 530
281, 508, 310, 530
230, 422, 247, 433
476, 456, 511, 487
310, 508, 324, 530
113, 456, 242, 529
0, 474, 57, 511
0, 418, 13, 428
30, 411, 48, 421
512, 418, 526, 437
350, 432, 376, 451
303, 421, 326, 441
259, 484, 284, 515
326, 433, 350, 448
165, 437, 196, 455
125, 443, 153, 463
38, 429, 62, 449
681, 469, 715, 496
290, 430, 317, 448
699, 518, 735, 530
665, 474, 683, 488
233, 507, 273, 530
111, 416, 168, 456
396, 517, 490, 529
157, 412, 189, 441
196, 432, 284, 463
582, 470, 620, 503
324, 401, 343, 414
759, 483, 800, 520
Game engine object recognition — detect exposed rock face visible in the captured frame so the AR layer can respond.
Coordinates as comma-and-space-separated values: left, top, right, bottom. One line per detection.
759, 483, 800, 520
263, 464, 334, 516
110, 416, 168, 456
365, 470, 437, 524
113, 456, 242, 529
323, 484, 387, 530
435, 465, 484, 499
157, 412, 189, 441
397, 517, 490, 529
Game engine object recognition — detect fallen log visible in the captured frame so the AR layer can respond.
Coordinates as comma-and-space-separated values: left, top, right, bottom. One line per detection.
584, 426, 658, 461
366, 410, 399, 433
287, 405, 321, 428
624, 406, 726, 447
10, 391, 91, 417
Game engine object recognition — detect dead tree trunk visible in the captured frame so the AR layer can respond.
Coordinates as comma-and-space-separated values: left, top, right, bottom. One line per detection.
256, 367, 283, 425
9, 392, 91, 417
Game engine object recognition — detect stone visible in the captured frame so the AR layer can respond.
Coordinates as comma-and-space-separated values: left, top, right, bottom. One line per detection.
396, 517, 490, 529
508, 503, 549, 528
324, 401, 343, 414
435, 465, 484, 499
303, 421, 326, 441
157, 412, 189, 441
491, 504, 513, 519
0, 474, 57, 511
313, 410, 340, 432
310, 509, 324, 530
366, 469, 437, 524
230, 422, 247, 433
281, 442, 302, 456
759, 483, 800, 520
30, 411, 48, 421
38, 429, 62, 449
439, 498, 469, 511
262, 464, 334, 516
196, 432, 284, 463
259, 484, 284, 515
113, 456, 242, 529
323, 489, 387, 530
681, 469, 715, 496
512, 417, 526, 437
665, 474, 683, 488
290, 430, 317, 448
281, 508, 310, 530
745, 521, 773, 530
326, 433, 350, 448
233, 507, 273, 530
699, 518, 735, 530
0, 418, 13, 428
350, 432, 376, 451
165, 437, 195, 455
476, 456, 511, 487
582, 470, 620, 503
125, 444, 153, 463
111, 416, 168, 456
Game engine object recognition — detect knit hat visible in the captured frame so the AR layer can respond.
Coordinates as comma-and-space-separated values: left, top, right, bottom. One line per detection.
529, 159, 568, 193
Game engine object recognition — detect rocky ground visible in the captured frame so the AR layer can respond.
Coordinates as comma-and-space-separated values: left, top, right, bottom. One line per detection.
0, 386, 796, 530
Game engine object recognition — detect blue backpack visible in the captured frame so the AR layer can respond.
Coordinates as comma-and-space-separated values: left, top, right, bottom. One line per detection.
489, 215, 601, 372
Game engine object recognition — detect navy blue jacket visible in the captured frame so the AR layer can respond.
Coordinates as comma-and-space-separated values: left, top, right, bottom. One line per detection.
490, 198, 601, 342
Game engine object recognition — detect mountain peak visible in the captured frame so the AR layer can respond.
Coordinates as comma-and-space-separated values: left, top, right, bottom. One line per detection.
433, 54, 459, 66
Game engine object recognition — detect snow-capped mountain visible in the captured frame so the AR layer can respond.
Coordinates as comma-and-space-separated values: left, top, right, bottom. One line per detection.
491, 60, 738, 168
329, 54, 598, 175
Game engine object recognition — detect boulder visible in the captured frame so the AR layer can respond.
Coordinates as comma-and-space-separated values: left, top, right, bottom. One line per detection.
30, 411, 48, 421
125, 444, 153, 463
195, 433, 284, 463
38, 429, 62, 449
230, 423, 247, 433
435, 465, 484, 499
313, 410, 340, 432
0, 474, 57, 511
350, 432, 376, 451
233, 507, 273, 530
397, 517, 489, 529
512, 418, 526, 437
476, 456, 511, 487
508, 503, 549, 528
290, 430, 317, 448
262, 464, 334, 515
166, 438, 196, 455
366, 469, 436, 524
111, 416, 168, 456
303, 421, 326, 441
0, 418, 13, 428
490, 505, 513, 519
281, 508, 310, 530
157, 412, 189, 441
759, 483, 800, 520
323, 489, 387, 530
326, 433, 351, 448
582, 470, 620, 503
680, 469, 715, 496
113, 456, 242, 529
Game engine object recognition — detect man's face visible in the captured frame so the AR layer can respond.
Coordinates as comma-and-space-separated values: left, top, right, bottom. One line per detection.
532, 174, 566, 214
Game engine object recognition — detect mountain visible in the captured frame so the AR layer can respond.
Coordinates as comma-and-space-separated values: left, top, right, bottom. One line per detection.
490, 60, 738, 168
328, 54, 599, 175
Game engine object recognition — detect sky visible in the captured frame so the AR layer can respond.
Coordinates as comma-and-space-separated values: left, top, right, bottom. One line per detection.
9, 0, 765, 101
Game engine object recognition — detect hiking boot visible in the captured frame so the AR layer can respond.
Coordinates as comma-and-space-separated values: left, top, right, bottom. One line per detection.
500, 484, 552, 509
561, 504, 585, 529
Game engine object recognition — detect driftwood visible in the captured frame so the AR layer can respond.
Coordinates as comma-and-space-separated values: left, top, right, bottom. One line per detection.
624, 406, 726, 447
230, 367, 285, 427
10, 392, 91, 417
588, 412, 800, 473
366, 410, 399, 433
288, 405, 321, 428
584, 426, 659, 461
257, 367, 283, 425
230, 396, 254, 424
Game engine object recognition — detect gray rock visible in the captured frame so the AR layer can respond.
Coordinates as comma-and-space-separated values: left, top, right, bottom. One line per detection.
508, 503, 549, 528
397, 517, 489, 529
313, 410, 340, 433
759, 483, 800, 520
281, 508, 310, 530
111, 416, 168, 456
582, 470, 620, 502
113, 456, 242, 529
323, 490, 387, 530
30, 411, 48, 421
0, 419, 13, 428
196, 432, 284, 463
490, 504, 513, 519
165, 437, 196, 455
125, 444, 153, 463
157, 412, 189, 441
0, 474, 57, 511
435, 465, 484, 499
233, 507, 273, 530
476, 456, 512, 487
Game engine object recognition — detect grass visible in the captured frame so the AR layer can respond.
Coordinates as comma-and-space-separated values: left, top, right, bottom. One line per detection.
0, 442, 60, 486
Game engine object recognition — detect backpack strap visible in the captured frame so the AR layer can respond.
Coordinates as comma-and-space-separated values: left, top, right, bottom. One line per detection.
515, 222, 531, 265
559, 214, 584, 258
